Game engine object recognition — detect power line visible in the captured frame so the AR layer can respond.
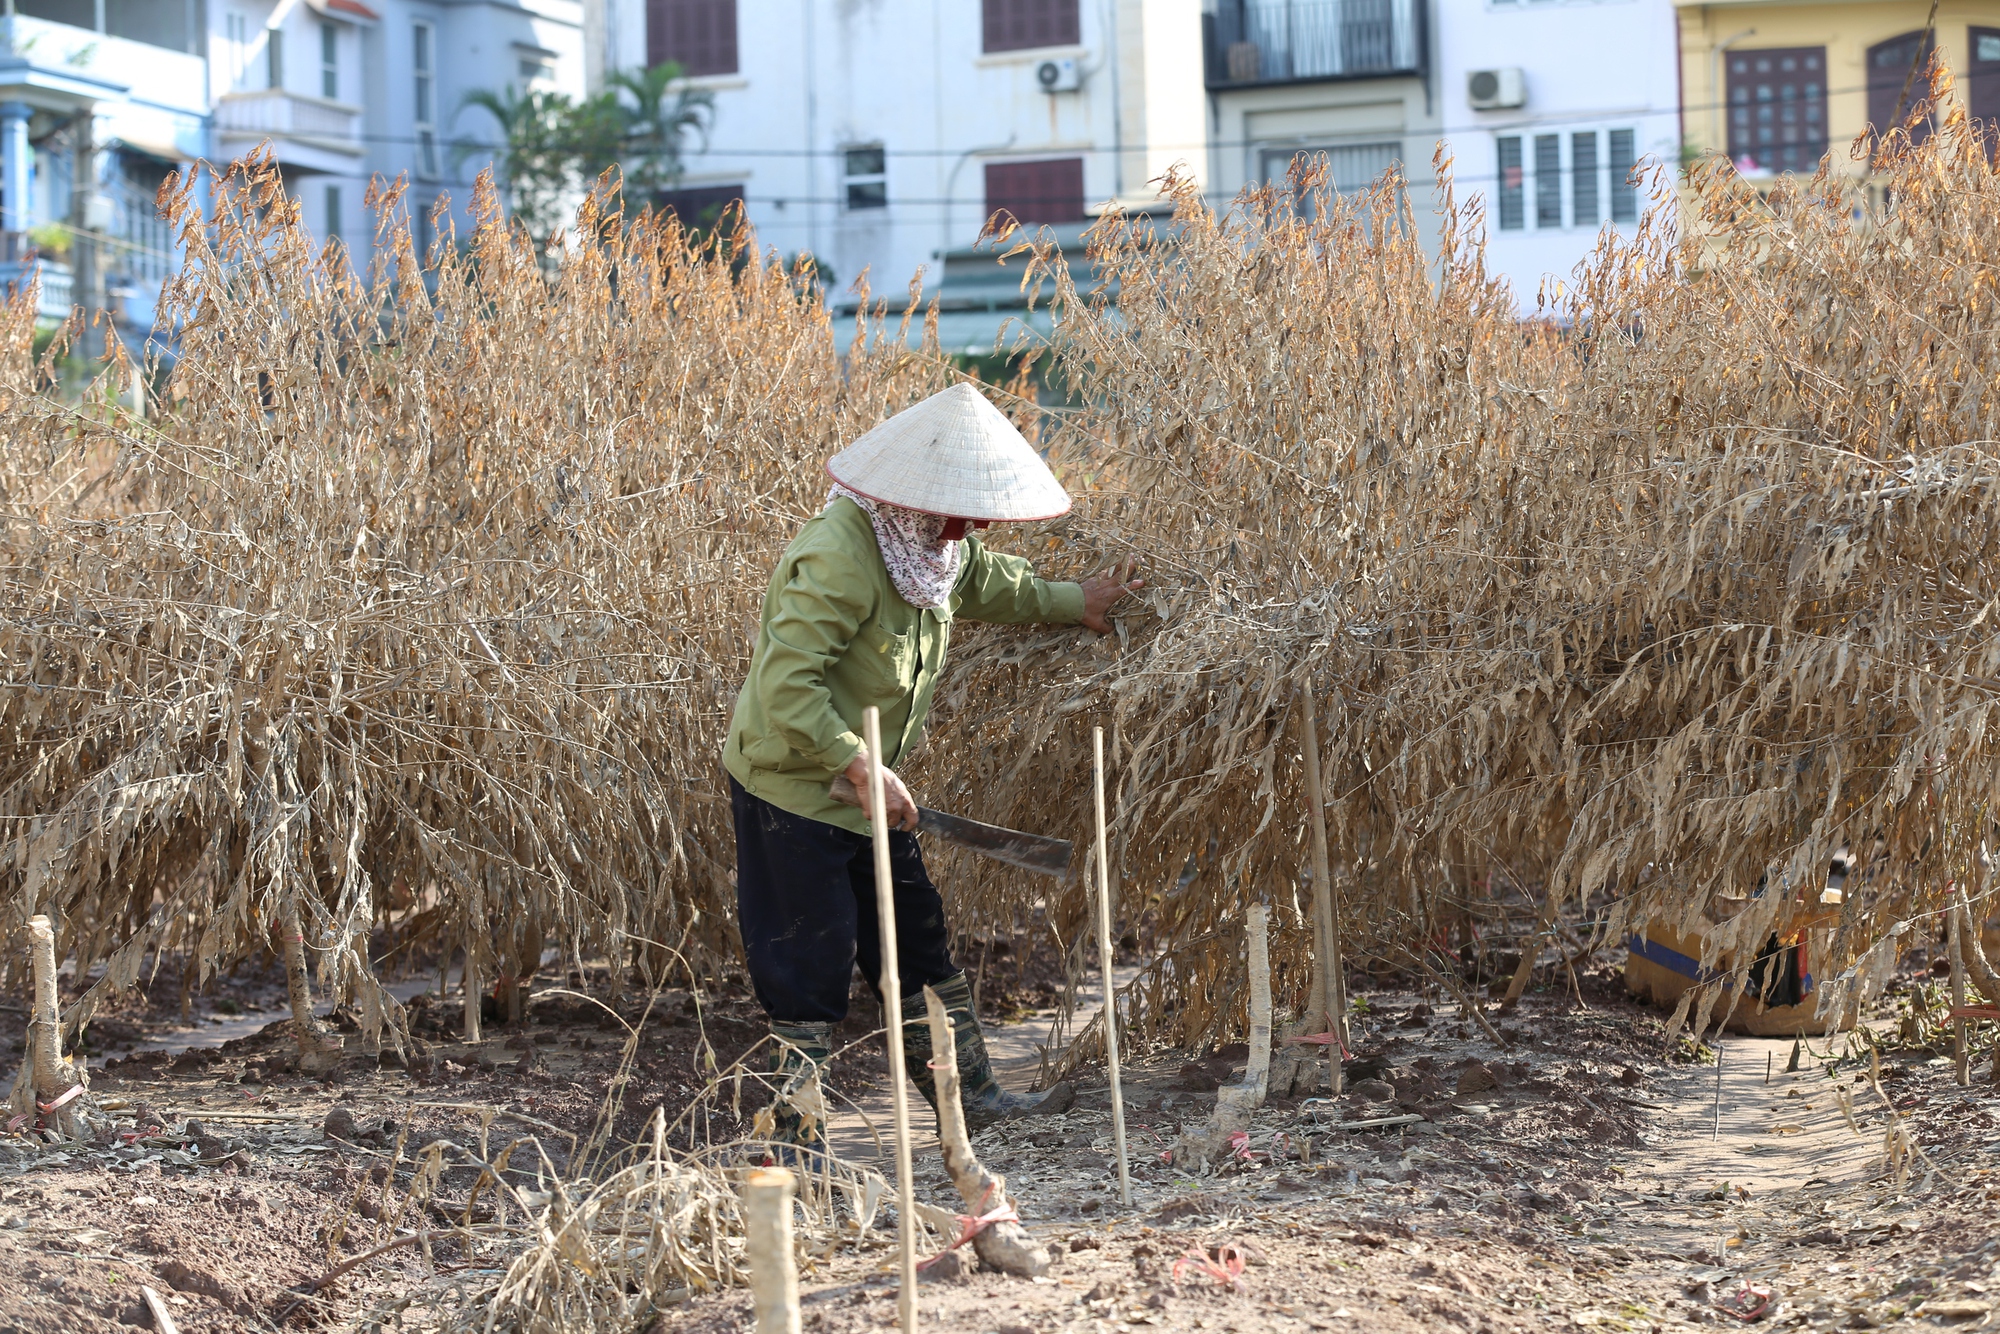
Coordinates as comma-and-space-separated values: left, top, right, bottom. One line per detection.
315, 70, 1939, 162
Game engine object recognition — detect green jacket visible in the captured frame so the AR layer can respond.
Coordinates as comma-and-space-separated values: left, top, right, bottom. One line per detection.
724, 496, 1085, 834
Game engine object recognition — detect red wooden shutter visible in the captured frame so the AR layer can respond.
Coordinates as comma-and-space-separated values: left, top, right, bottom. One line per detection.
981, 0, 1080, 55
647, 0, 738, 77
983, 158, 1086, 229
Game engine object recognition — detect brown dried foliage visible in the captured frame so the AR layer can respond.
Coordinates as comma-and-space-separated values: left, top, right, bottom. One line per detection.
3, 76, 1997, 1061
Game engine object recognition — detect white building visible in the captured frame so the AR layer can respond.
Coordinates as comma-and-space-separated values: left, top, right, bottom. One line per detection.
0, 0, 587, 339
209, 0, 588, 265
595, 0, 1207, 343
0, 3, 210, 332
1200, 0, 1440, 251
1432, 0, 1679, 311
0, 0, 1682, 340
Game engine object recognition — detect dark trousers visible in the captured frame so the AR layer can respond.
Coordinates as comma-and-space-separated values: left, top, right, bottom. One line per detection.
731, 776, 959, 1024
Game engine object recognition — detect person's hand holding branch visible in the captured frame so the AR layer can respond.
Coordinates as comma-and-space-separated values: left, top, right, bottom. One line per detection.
1079, 559, 1145, 635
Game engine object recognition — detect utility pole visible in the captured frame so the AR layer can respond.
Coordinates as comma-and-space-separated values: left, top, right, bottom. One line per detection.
69, 109, 102, 365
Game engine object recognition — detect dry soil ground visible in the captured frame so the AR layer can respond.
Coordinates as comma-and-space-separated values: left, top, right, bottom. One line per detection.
0, 960, 1988, 1334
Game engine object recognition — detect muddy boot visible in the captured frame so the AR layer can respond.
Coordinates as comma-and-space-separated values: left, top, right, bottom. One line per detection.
901, 973, 1075, 1132
764, 1020, 832, 1165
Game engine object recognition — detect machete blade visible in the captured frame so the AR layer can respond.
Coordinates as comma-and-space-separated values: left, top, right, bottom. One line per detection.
828, 774, 1072, 877
915, 807, 1073, 878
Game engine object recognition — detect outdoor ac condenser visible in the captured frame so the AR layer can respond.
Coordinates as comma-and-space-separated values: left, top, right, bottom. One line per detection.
1037, 58, 1083, 93
1467, 67, 1526, 110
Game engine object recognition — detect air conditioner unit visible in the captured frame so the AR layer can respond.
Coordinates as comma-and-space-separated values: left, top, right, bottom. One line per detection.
1467, 67, 1526, 110
1036, 58, 1083, 93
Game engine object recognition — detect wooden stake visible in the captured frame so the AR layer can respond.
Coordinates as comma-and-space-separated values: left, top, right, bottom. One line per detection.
1949, 895, 1969, 1086
24, 915, 85, 1136
744, 1167, 802, 1334
922, 986, 1051, 1275
278, 900, 316, 1037
1711, 1040, 1725, 1142
141, 1284, 181, 1334
865, 708, 918, 1334
462, 892, 482, 1044
1245, 903, 1273, 1104
1501, 892, 1557, 1012
1299, 688, 1346, 1064
1092, 726, 1132, 1208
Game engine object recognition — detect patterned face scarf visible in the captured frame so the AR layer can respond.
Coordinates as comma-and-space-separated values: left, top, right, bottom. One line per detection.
828, 484, 963, 609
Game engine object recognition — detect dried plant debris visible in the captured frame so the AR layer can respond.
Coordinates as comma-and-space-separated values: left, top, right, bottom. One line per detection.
7, 81, 2000, 1091
0, 57, 1997, 1334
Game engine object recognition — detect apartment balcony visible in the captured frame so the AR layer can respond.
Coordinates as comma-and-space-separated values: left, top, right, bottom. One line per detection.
216, 89, 365, 175
1204, 0, 1423, 89
0, 239, 74, 321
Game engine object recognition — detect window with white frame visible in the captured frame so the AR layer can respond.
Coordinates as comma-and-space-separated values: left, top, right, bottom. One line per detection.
416, 198, 436, 264
325, 183, 342, 244
1533, 134, 1562, 227
1496, 136, 1524, 230
1571, 131, 1599, 227
320, 22, 339, 100
267, 24, 284, 90
1607, 128, 1637, 222
226, 12, 251, 89
843, 145, 886, 210
413, 23, 440, 179
517, 49, 557, 86
1259, 142, 1404, 222
1496, 128, 1639, 232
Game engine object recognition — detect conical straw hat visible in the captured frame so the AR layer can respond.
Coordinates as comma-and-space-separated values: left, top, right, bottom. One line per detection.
826, 383, 1071, 521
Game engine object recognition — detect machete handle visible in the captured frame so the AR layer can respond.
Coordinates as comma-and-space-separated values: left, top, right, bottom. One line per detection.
829, 773, 863, 808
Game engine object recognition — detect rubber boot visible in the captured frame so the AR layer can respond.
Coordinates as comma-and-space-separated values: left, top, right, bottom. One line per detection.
764, 1020, 832, 1165
901, 973, 1075, 1131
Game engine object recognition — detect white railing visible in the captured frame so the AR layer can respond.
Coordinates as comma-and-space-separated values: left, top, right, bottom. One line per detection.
215, 90, 364, 150
0, 257, 75, 320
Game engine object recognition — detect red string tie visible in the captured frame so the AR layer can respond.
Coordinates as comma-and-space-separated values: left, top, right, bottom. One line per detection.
37, 1084, 84, 1115
1712, 1280, 1773, 1322
1172, 1241, 1249, 1292
1285, 1028, 1352, 1059
917, 1181, 1019, 1271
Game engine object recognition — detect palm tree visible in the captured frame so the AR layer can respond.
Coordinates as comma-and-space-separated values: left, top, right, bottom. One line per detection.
453, 86, 577, 243
606, 63, 715, 199
454, 64, 715, 245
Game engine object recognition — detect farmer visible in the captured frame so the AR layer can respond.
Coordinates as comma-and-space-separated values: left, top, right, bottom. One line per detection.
723, 382, 1142, 1153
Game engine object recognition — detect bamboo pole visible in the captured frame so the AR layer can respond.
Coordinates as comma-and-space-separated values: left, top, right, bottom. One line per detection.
24, 915, 86, 1137
463, 893, 483, 1044
921, 986, 1050, 1275
279, 899, 317, 1038
1949, 895, 1969, 1086
141, 1285, 181, 1334
1245, 903, 1273, 1104
744, 1167, 802, 1334
865, 708, 918, 1334
1092, 726, 1132, 1208
1299, 688, 1347, 1068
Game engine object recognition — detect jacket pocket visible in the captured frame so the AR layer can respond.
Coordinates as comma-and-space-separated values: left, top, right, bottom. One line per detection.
857, 623, 915, 691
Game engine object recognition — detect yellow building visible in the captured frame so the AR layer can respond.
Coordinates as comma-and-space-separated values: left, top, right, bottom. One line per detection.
1677, 1, 2000, 176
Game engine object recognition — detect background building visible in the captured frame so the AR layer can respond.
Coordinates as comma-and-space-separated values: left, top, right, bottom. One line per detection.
1434, 0, 1681, 311
596, 0, 1206, 347
1200, 0, 1440, 254
1678, 0, 2000, 184
0, 2, 209, 335
0, 0, 588, 344
360, 0, 588, 258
